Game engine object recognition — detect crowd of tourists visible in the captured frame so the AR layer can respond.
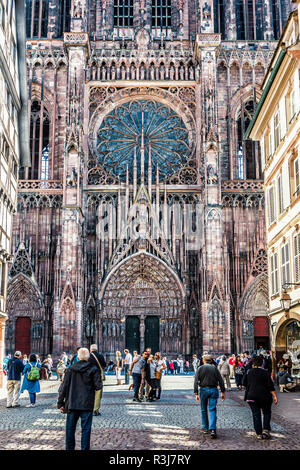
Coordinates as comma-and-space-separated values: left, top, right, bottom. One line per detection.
2, 346, 297, 450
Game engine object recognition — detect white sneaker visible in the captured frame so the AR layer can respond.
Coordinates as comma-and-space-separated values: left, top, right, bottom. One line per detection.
26, 403, 35, 407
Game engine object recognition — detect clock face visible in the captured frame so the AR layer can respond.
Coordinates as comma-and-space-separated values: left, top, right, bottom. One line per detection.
96, 100, 189, 181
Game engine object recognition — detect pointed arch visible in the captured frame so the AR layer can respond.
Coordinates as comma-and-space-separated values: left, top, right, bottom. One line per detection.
239, 273, 269, 351
6, 273, 46, 354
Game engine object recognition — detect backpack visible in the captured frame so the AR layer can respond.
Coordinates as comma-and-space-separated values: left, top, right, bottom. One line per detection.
27, 364, 40, 381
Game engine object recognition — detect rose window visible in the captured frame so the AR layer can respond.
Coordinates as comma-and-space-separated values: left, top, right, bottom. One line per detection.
96, 100, 190, 181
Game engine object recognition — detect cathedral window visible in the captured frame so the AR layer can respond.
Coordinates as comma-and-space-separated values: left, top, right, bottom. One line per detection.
95, 100, 189, 182
214, 0, 225, 39
152, 0, 172, 29
235, 0, 263, 40
57, 0, 71, 37
25, 0, 49, 38
113, 0, 134, 28
237, 100, 258, 179
27, 100, 50, 180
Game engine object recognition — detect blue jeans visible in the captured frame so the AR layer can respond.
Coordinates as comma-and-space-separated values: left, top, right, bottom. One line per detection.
199, 387, 219, 430
124, 364, 130, 384
248, 401, 272, 435
132, 373, 142, 399
29, 393, 36, 404
66, 410, 93, 450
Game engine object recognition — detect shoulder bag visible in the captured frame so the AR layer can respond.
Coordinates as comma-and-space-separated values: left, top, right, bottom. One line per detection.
91, 352, 106, 381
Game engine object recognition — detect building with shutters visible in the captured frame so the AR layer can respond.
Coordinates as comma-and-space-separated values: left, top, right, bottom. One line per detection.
247, 0, 300, 380
5, 0, 296, 360
0, 0, 30, 387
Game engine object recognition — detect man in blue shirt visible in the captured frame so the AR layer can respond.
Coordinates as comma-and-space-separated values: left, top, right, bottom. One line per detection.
6, 351, 25, 408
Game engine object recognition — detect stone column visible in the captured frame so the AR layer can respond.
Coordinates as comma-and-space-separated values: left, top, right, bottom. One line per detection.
0, 315, 7, 389
195, 32, 231, 354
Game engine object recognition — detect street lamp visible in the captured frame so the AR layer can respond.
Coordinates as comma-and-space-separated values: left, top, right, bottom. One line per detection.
280, 291, 291, 312
280, 283, 300, 312
282, 282, 300, 291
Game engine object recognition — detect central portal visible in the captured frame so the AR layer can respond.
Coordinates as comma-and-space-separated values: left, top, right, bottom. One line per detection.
100, 252, 185, 355
125, 315, 160, 354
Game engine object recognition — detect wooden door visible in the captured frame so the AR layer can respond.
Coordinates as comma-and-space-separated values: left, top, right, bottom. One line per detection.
125, 316, 140, 354
15, 317, 31, 355
145, 316, 159, 354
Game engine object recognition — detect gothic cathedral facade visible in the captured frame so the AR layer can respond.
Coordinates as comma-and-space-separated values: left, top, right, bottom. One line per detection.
5, 0, 294, 358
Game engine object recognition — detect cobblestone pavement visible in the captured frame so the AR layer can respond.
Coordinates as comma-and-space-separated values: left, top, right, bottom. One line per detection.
0, 374, 299, 450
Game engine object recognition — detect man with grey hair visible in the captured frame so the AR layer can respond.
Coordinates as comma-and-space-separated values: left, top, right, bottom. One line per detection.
58, 347, 103, 450
6, 351, 24, 408
194, 354, 225, 439
88, 344, 106, 416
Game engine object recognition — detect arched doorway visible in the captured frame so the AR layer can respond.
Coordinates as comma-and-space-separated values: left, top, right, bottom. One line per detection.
240, 273, 269, 351
100, 252, 185, 356
6, 273, 45, 355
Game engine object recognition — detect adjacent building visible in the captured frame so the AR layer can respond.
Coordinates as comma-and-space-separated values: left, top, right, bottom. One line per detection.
0, 0, 30, 387
5, 0, 296, 359
247, 0, 300, 381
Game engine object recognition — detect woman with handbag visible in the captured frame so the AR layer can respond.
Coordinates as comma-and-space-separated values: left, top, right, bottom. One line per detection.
154, 352, 166, 400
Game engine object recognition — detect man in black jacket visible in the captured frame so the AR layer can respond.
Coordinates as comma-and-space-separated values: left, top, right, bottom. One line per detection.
6, 351, 24, 408
194, 355, 225, 439
57, 347, 103, 450
89, 344, 106, 416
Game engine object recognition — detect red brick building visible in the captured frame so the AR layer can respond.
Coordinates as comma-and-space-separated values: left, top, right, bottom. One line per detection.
5, 0, 295, 359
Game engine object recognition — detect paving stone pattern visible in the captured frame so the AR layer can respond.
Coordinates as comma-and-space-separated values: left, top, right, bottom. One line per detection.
0, 375, 299, 450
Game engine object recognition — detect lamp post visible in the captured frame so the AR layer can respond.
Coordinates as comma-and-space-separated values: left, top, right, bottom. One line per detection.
282, 282, 300, 291
280, 283, 300, 312
280, 291, 292, 312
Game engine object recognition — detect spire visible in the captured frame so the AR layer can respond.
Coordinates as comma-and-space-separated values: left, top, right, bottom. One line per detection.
148, 144, 152, 201
140, 110, 145, 184
133, 147, 137, 199
156, 165, 160, 221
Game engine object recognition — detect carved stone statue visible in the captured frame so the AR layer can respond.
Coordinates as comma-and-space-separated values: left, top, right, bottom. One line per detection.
150, 65, 155, 80
111, 66, 116, 80
179, 66, 185, 80
160, 65, 165, 80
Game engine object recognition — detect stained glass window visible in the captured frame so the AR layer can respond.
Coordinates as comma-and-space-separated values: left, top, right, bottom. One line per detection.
113, 0, 134, 28
152, 0, 172, 28
96, 100, 189, 182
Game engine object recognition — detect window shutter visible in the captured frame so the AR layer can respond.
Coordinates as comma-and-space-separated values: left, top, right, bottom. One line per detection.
271, 253, 279, 295
282, 159, 290, 208
294, 234, 300, 282
278, 174, 284, 214
295, 157, 300, 196
268, 186, 275, 224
